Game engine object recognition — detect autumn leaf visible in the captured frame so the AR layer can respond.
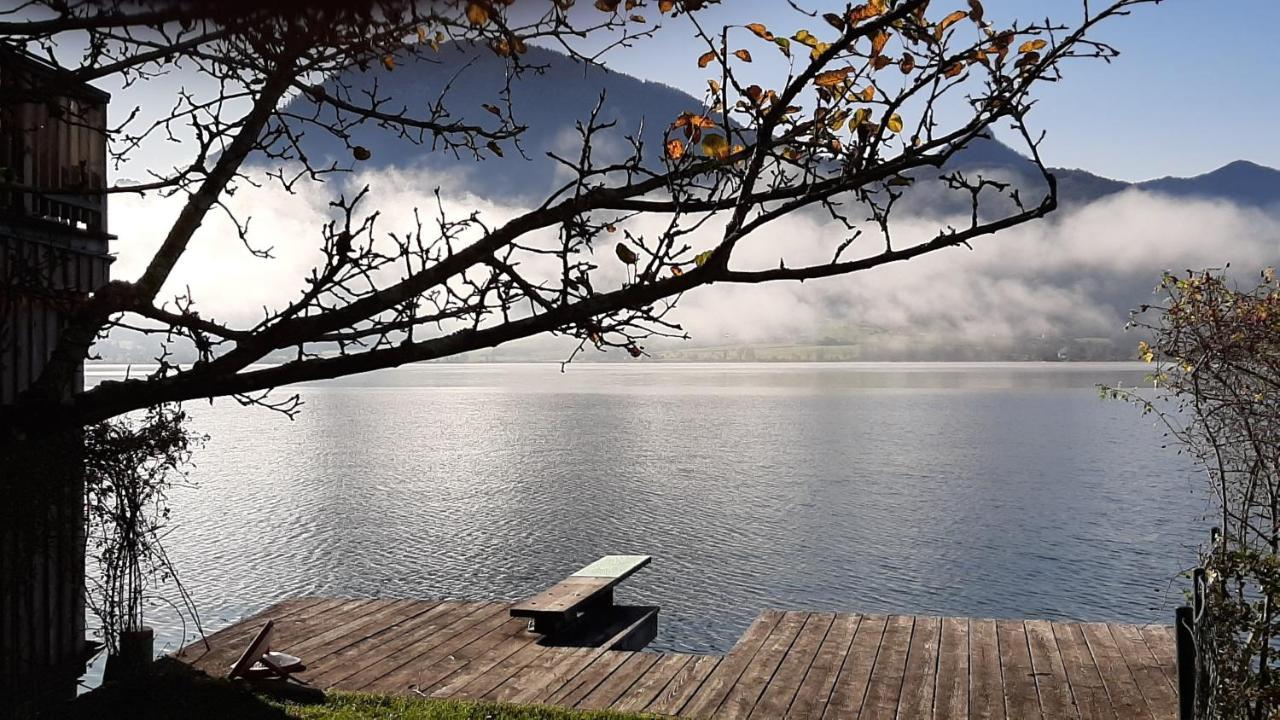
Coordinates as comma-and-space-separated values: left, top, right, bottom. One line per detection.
416, 26, 427, 43
671, 265, 685, 277
1138, 340, 1155, 363
860, 85, 875, 102
1018, 38, 1048, 53
733, 49, 753, 63
659, 0, 675, 12
482, 103, 502, 116
886, 114, 904, 133
615, 242, 639, 264
943, 62, 965, 78
746, 23, 773, 40
665, 138, 685, 160
595, 0, 621, 12
814, 67, 853, 88
352, 146, 371, 161
936, 9, 967, 38
887, 175, 913, 187
968, 0, 984, 23
775, 37, 792, 57
870, 31, 889, 57
701, 133, 730, 159
823, 13, 845, 31
793, 29, 819, 48
900, 52, 916, 74
851, 107, 872, 126
466, 2, 490, 26
487, 141, 503, 157
381, 55, 395, 71
698, 50, 716, 68
694, 249, 714, 267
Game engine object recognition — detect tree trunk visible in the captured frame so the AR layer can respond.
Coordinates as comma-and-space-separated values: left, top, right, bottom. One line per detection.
0, 422, 88, 715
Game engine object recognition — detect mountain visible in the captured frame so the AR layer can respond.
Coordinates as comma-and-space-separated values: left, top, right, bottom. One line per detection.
282, 43, 1280, 210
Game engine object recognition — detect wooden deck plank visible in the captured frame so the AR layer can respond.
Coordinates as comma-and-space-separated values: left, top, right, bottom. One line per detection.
1081, 623, 1156, 720
612, 654, 694, 713
307, 601, 493, 688
545, 651, 633, 707
1052, 623, 1116, 720
933, 617, 969, 720
969, 619, 1006, 720
748, 612, 834, 720
896, 615, 941, 720
285, 599, 417, 664
1138, 625, 1178, 691
784, 613, 860, 720
717, 611, 810, 720
996, 620, 1040, 720
822, 614, 888, 720
1116, 620, 1172, 712
1109, 624, 1177, 720
857, 614, 914, 720
298, 599, 452, 687
577, 652, 661, 710
646, 654, 721, 716
1025, 619, 1078, 720
441, 640, 552, 700
496, 647, 600, 705
336, 602, 509, 690
682, 610, 786, 719
361, 612, 528, 692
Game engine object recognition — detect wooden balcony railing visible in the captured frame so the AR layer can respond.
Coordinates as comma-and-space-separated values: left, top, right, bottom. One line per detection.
0, 49, 109, 234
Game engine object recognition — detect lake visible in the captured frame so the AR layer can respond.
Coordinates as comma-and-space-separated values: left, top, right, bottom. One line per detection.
83, 361, 1206, 679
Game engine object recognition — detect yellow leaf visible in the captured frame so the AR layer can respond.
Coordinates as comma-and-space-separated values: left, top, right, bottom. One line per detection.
886, 114, 903, 133
701, 133, 730, 159
416, 26, 427, 43
733, 49, 753, 63
694, 250, 714, 267
851, 107, 871, 126
860, 85, 875, 102
1018, 38, 1048, 53
698, 50, 716, 68
793, 29, 819, 48
466, 2, 490, 26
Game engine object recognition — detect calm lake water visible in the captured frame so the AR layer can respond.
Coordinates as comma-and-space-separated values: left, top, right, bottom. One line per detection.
83, 362, 1206, 680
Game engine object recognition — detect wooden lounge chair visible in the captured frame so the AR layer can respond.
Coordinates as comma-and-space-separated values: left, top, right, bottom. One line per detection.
227, 620, 305, 681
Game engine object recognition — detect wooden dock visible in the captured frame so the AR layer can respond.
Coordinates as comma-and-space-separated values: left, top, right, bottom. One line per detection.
175, 597, 1178, 719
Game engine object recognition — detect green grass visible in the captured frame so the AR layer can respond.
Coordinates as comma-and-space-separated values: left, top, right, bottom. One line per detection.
51, 660, 656, 720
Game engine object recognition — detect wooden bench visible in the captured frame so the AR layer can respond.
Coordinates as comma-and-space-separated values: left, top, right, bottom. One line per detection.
511, 555, 656, 648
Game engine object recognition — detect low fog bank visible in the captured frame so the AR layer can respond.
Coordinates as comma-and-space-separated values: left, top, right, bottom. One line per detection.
98, 167, 1280, 364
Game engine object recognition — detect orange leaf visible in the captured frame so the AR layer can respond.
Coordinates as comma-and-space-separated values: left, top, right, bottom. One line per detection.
936, 9, 967, 38
870, 30, 889, 57
734, 49, 753, 62
745, 23, 773, 40
698, 50, 716, 68
466, 2, 490, 26
665, 138, 685, 160
814, 67, 853, 87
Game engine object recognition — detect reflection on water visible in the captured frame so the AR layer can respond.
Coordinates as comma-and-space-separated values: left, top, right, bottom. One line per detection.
82, 362, 1204, 682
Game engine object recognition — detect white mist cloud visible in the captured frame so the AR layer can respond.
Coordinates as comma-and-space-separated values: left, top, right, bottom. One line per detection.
107, 170, 1280, 354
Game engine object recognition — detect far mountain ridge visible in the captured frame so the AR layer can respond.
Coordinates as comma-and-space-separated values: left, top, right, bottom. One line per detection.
282, 44, 1280, 210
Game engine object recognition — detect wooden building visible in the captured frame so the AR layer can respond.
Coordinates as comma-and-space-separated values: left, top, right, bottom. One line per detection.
0, 47, 112, 699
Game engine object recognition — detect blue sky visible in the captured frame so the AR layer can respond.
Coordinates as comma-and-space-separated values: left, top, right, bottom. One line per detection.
597, 0, 1279, 182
